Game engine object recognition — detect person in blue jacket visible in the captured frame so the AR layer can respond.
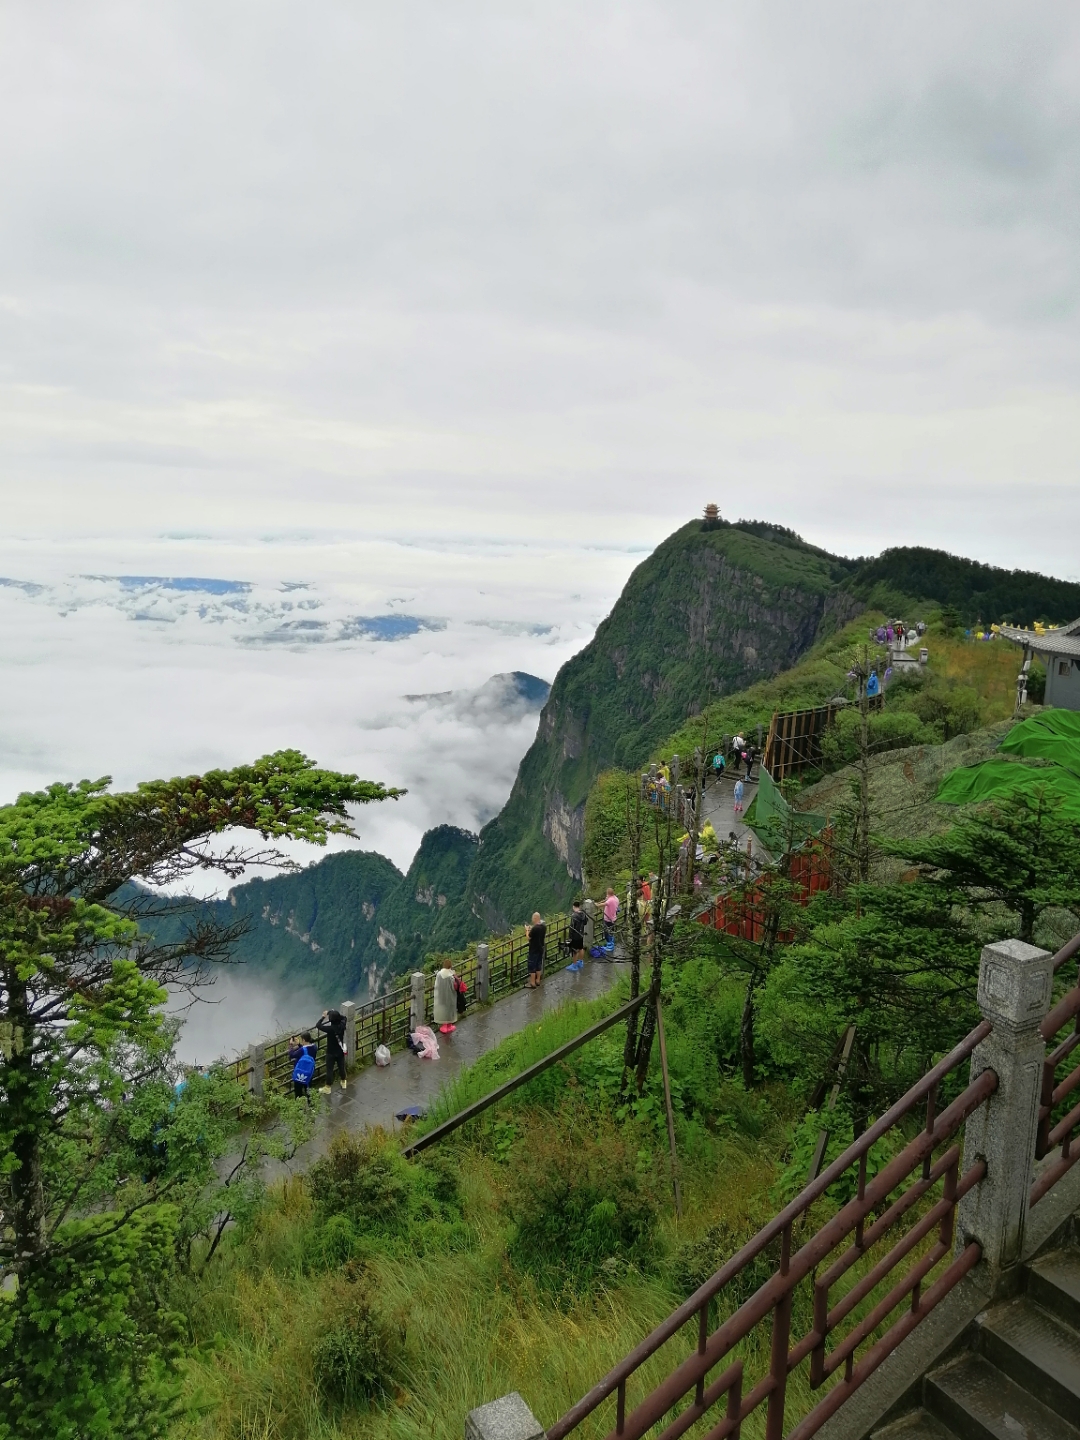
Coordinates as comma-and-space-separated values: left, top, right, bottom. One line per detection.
289, 1032, 317, 1103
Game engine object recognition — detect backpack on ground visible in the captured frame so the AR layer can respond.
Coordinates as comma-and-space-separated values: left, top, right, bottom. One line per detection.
292, 1051, 316, 1085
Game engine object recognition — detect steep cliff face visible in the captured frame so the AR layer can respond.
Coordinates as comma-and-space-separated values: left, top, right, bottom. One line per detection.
459, 520, 855, 932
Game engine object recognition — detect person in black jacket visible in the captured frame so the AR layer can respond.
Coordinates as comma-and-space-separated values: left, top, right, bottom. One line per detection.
316, 1009, 347, 1093
568, 899, 587, 959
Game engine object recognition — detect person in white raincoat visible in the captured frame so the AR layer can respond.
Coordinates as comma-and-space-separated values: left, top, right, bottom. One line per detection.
433, 961, 458, 1034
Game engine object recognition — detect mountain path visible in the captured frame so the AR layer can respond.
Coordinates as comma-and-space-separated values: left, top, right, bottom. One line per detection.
275, 956, 625, 1172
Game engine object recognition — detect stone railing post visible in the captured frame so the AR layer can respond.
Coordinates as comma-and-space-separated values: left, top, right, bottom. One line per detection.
410, 971, 426, 1032
476, 944, 490, 1003
341, 1001, 357, 1064
957, 938, 1053, 1278
248, 1042, 265, 1098
465, 1393, 544, 1440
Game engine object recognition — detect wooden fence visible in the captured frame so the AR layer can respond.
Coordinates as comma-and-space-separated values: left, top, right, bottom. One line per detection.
226, 914, 571, 1094
762, 696, 882, 781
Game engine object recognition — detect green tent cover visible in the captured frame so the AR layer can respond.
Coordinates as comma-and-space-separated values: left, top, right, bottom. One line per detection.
935, 756, 1080, 821
745, 767, 827, 855
998, 709, 1080, 768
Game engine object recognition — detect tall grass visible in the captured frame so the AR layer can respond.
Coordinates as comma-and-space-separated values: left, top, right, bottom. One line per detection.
416, 988, 628, 1137
172, 1131, 798, 1440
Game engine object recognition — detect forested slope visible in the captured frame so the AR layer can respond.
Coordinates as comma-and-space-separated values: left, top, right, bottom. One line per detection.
458, 519, 859, 932
127, 824, 478, 1004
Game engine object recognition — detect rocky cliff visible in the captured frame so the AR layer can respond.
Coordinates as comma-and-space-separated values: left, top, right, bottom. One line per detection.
457, 519, 859, 932
124, 824, 479, 1004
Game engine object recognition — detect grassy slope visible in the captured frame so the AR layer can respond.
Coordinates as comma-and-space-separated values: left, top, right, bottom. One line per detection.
461, 520, 851, 932
173, 984, 791, 1440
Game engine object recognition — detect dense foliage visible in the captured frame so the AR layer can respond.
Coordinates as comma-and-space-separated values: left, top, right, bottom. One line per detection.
0, 751, 399, 1439
845, 545, 1080, 627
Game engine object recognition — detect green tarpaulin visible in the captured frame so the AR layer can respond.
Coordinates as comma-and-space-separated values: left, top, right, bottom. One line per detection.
998, 709, 1080, 769
936, 758, 1080, 819
746, 767, 827, 855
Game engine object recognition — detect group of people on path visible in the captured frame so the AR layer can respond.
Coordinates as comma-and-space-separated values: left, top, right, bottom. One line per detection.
287, 892, 619, 1097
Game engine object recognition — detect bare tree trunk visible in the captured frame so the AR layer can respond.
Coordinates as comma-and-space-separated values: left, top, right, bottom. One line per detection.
623, 784, 644, 1077
859, 683, 871, 885
4, 972, 45, 1282
740, 978, 757, 1090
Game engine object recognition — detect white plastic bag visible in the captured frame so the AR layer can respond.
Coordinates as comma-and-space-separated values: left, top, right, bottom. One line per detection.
374, 1044, 391, 1067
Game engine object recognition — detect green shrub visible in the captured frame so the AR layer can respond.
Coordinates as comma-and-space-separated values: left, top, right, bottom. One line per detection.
820, 708, 933, 768
309, 1213, 359, 1269
904, 681, 983, 739
504, 1109, 662, 1289
0, 1207, 182, 1440
307, 1131, 411, 1229
311, 1290, 404, 1409
669, 1216, 778, 1316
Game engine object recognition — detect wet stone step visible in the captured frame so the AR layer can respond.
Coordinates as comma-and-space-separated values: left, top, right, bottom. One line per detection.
977, 1298, 1080, 1427
927, 1349, 1080, 1440
872, 1407, 959, 1440
1028, 1246, 1080, 1335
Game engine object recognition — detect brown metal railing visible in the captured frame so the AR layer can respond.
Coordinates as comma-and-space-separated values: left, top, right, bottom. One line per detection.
1032, 928, 1080, 1207
225, 914, 572, 1093
548, 1022, 994, 1440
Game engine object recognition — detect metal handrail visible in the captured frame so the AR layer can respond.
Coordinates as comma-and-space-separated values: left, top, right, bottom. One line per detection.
225, 911, 574, 1091
401, 991, 649, 1158
1032, 927, 1080, 1206
548, 1018, 993, 1440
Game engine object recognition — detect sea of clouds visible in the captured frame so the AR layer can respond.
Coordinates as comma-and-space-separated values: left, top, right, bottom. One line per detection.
0, 529, 646, 1060
0, 530, 646, 875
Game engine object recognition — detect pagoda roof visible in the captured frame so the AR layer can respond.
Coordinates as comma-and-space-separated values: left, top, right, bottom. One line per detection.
996, 618, 1080, 658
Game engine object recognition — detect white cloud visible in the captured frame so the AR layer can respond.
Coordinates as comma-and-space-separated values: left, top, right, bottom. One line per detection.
0, 531, 642, 883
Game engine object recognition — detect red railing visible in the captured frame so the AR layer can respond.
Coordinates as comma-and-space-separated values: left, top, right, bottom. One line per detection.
548, 1023, 994, 1440
697, 836, 832, 945
1032, 929, 1080, 1207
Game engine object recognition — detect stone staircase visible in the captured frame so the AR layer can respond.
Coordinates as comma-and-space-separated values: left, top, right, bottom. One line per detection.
874, 1226, 1080, 1440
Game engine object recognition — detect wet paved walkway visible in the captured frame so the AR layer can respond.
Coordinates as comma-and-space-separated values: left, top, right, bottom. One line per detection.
701, 770, 760, 850
279, 956, 626, 1170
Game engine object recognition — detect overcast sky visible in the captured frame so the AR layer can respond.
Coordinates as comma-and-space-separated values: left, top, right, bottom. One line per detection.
1, 2, 1078, 571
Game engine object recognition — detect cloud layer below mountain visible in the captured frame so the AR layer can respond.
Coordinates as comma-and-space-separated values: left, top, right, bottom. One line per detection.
0, 531, 644, 886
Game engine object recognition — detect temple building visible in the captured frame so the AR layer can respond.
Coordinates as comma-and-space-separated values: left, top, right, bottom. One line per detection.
997, 618, 1080, 711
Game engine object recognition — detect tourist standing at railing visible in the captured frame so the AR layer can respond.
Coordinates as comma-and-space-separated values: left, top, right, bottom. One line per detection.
433, 959, 459, 1034
316, 1009, 348, 1093
289, 1033, 317, 1104
526, 912, 546, 987
603, 887, 619, 944
568, 899, 587, 969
